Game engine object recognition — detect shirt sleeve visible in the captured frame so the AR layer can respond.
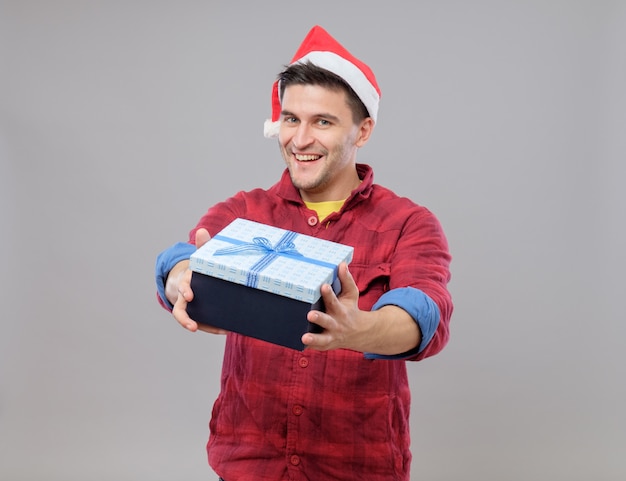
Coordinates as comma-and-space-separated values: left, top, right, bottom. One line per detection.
155, 242, 196, 311
364, 287, 440, 360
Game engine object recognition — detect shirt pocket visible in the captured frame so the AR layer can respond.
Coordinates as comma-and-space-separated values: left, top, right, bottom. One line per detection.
349, 262, 391, 309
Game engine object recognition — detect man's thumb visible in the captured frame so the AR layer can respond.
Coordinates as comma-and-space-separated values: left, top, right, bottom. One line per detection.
195, 228, 211, 248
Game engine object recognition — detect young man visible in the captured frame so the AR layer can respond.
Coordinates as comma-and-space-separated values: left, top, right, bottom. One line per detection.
155, 25, 453, 481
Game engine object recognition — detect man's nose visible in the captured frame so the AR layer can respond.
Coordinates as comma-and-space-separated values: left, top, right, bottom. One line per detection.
292, 123, 314, 149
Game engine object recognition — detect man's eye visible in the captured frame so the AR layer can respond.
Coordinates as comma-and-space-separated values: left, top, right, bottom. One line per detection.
283, 117, 297, 123
317, 119, 330, 126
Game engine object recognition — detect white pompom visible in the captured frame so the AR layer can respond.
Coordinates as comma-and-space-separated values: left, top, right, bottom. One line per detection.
263, 119, 281, 138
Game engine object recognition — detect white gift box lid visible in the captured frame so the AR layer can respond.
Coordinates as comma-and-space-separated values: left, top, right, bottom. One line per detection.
189, 218, 354, 304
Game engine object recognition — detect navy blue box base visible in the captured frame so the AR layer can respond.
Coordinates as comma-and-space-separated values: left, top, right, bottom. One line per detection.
186, 272, 323, 351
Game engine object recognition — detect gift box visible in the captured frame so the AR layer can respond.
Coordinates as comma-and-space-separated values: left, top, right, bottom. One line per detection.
186, 218, 354, 350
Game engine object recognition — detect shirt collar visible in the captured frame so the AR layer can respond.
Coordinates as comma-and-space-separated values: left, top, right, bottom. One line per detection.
275, 163, 374, 205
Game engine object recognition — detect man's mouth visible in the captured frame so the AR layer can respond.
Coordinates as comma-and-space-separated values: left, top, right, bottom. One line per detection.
294, 154, 321, 162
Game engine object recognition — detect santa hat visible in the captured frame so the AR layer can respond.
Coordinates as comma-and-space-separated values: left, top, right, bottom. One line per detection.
263, 25, 381, 138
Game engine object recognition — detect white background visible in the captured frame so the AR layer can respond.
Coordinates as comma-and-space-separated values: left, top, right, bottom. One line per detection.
1, 1, 625, 480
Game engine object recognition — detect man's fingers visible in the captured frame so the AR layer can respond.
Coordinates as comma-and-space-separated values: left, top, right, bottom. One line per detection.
172, 287, 199, 331
301, 331, 333, 350
175, 268, 194, 300
198, 324, 229, 335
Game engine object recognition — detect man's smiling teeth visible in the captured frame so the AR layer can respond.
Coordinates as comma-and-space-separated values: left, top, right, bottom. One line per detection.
295, 154, 321, 161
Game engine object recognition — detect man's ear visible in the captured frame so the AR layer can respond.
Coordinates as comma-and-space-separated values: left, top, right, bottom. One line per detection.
355, 118, 375, 147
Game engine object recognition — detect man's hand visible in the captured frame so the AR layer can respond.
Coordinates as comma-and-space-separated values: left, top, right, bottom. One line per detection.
301, 262, 362, 351
168, 228, 229, 335
301, 262, 420, 355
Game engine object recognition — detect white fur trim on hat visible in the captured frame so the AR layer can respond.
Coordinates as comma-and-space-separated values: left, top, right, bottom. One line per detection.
264, 119, 281, 138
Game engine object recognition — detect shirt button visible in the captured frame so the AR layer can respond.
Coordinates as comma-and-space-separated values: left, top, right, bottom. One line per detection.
298, 357, 309, 368
290, 454, 301, 466
307, 216, 318, 226
292, 405, 303, 416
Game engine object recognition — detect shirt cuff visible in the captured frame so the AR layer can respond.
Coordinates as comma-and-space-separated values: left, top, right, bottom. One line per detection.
364, 287, 440, 360
155, 242, 196, 310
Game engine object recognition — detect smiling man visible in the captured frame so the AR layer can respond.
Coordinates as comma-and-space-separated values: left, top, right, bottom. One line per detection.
279, 81, 369, 203
155, 25, 453, 481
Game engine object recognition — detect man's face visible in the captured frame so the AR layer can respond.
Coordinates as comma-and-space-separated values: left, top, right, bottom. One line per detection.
278, 84, 372, 203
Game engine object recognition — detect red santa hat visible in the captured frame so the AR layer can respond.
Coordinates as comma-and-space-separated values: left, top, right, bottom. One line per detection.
264, 25, 381, 138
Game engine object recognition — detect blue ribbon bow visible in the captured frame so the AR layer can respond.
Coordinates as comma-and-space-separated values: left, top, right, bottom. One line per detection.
213, 230, 311, 288
214, 236, 303, 258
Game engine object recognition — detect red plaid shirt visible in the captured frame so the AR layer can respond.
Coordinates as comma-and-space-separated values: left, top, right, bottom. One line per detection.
183, 164, 452, 480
